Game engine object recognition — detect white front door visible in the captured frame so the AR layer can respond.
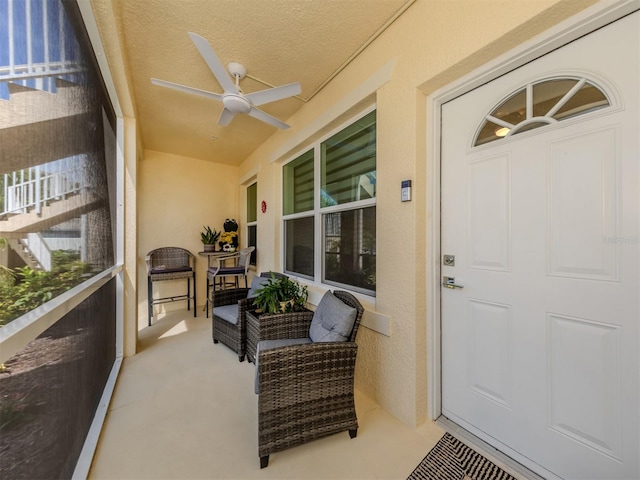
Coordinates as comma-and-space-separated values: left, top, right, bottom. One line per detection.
441, 12, 639, 480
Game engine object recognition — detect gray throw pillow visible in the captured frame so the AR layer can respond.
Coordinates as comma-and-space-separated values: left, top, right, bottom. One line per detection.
309, 291, 357, 343
247, 275, 270, 298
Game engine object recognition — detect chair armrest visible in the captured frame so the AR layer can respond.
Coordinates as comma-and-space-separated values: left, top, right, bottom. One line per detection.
215, 252, 240, 267
258, 342, 358, 397
238, 297, 255, 322
257, 310, 314, 341
212, 288, 249, 307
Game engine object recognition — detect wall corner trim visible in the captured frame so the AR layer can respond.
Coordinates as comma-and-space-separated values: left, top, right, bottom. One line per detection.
240, 167, 260, 185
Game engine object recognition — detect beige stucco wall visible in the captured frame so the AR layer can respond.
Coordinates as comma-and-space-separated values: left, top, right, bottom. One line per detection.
136, 149, 240, 325
233, 0, 596, 427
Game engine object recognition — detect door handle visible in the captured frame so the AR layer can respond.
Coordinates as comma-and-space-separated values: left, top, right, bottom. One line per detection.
442, 276, 464, 289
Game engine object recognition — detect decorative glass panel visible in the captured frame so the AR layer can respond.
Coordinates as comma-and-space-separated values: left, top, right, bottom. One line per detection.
321, 110, 376, 206
283, 150, 314, 215
532, 79, 577, 117
548, 81, 608, 120
474, 77, 610, 146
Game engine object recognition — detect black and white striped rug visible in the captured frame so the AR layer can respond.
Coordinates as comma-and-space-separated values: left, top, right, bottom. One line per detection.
408, 433, 517, 480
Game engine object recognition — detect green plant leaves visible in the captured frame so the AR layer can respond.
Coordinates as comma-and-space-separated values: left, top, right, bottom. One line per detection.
253, 274, 308, 314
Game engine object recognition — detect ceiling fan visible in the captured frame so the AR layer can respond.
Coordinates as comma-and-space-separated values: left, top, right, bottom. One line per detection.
151, 32, 301, 129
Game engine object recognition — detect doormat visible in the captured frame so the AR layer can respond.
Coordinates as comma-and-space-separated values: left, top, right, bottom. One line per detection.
407, 433, 517, 480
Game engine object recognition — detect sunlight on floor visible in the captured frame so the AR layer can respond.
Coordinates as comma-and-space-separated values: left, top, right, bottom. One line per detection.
158, 319, 189, 339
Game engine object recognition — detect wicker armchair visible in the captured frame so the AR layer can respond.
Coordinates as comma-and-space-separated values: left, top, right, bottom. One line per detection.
255, 290, 364, 468
146, 247, 196, 326
211, 271, 287, 361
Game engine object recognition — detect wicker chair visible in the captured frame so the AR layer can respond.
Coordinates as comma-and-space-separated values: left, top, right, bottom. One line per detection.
255, 290, 364, 468
146, 247, 196, 326
211, 271, 286, 361
205, 247, 255, 317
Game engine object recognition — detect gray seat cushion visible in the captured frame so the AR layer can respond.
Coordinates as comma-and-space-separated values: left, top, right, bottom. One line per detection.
212, 304, 239, 325
309, 291, 357, 343
255, 337, 312, 394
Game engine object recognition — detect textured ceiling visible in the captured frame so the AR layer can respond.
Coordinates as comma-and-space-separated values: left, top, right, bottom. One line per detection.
109, 0, 411, 165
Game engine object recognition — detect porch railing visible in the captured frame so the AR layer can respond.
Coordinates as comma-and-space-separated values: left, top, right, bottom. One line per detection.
2, 157, 86, 217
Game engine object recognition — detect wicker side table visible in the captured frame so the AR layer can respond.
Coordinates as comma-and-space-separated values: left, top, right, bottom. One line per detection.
245, 308, 314, 363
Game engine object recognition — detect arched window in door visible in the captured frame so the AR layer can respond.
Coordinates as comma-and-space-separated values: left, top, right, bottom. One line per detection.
474, 76, 610, 146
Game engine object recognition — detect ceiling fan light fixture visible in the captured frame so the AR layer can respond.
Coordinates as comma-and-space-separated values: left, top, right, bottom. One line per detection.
223, 94, 251, 114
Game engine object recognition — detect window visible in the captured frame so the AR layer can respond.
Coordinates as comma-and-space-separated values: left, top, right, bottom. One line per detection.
283, 109, 376, 295
474, 76, 610, 146
283, 149, 314, 215
283, 149, 314, 277
246, 182, 257, 265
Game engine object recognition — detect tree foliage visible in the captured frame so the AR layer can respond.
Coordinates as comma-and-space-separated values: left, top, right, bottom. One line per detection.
0, 251, 91, 327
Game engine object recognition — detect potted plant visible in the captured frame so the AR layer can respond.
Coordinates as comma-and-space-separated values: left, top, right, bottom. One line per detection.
253, 274, 308, 314
219, 218, 239, 251
245, 274, 312, 363
219, 231, 238, 252
201, 225, 221, 252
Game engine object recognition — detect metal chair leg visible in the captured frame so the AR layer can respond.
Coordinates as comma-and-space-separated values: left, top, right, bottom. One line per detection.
147, 277, 153, 326
187, 277, 191, 311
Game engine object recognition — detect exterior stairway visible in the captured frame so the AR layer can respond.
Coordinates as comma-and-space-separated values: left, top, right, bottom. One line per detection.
6, 236, 46, 271
0, 190, 101, 237
0, 160, 97, 269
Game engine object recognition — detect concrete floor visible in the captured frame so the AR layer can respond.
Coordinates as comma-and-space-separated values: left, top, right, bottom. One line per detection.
88, 309, 445, 479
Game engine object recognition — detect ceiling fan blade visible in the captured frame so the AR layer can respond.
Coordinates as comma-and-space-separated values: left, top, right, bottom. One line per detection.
217, 107, 236, 126
245, 82, 301, 106
248, 106, 291, 130
188, 32, 238, 94
151, 78, 223, 101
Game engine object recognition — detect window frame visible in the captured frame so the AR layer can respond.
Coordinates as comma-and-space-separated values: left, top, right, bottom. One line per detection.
282, 106, 376, 296
246, 182, 257, 266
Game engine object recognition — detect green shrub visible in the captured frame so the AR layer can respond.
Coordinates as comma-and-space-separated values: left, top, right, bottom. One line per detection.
0, 252, 91, 327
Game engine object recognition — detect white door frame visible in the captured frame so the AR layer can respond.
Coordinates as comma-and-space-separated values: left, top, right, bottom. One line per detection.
426, 0, 639, 421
